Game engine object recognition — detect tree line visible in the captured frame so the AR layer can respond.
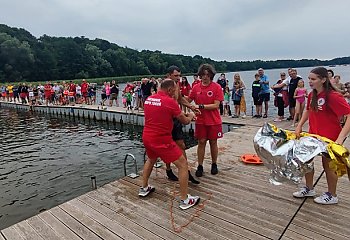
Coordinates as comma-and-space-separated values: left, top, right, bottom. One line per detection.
1, 24, 349, 83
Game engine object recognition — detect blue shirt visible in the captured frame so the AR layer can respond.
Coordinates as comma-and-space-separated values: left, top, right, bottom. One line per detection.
260, 74, 270, 94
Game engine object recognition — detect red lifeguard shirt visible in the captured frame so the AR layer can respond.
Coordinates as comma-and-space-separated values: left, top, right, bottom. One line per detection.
192, 79, 201, 88
307, 90, 350, 141
189, 81, 224, 125
44, 84, 52, 97
142, 90, 182, 143
81, 82, 88, 93
180, 84, 192, 96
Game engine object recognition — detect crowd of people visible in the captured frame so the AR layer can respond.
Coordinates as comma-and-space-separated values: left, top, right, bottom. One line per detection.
2, 65, 350, 208
0, 80, 97, 106
140, 64, 350, 209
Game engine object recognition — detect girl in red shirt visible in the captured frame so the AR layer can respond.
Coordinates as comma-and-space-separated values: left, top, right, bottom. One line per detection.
294, 67, 350, 205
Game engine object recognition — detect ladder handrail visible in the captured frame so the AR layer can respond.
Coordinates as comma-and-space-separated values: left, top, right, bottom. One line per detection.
123, 153, 138, 177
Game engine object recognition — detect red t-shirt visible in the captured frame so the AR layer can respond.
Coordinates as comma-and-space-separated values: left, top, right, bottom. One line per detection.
192, 79, 201, 88
142, 91, 182, 143
69, 84, 76, 93
81, 83, 88, 93
189, 82, 224, 125
44, 84, 52, 97
307, 90, 350, 141
180, 84, 191, 96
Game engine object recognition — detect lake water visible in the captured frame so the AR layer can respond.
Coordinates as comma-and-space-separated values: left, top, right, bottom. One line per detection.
0, 109, 142, 229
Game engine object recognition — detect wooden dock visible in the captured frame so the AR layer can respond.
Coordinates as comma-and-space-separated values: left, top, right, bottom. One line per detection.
1, 103, 350, 239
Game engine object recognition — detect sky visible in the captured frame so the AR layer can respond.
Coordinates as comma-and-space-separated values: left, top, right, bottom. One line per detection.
0, 0, 349, 62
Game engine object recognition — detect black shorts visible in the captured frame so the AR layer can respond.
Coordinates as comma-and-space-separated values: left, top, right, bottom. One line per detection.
253, 97, 262, 106
289, 97, 296, 108
233, 100, 241, 105
260, 93, 270, 102
172, 118, 184, 141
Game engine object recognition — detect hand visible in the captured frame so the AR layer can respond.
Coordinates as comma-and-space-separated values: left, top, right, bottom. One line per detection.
295, 125, 302, 139
192, 105, 201, 114
187, 112, 196, 121
335, 137, 344, 145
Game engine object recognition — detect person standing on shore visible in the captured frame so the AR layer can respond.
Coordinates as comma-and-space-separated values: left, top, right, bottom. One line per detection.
140, 79, 200, 210
217, 73, 227, 115
293, 67, 350, 205
258, 68, 270, 118
188, 64, 224, 177
252, 73, 263, 118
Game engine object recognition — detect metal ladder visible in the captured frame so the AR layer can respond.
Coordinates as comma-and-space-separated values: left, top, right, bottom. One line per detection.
123, 153, 139, 178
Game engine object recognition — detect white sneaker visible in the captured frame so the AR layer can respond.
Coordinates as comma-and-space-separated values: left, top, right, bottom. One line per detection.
293, 187, 316, 198
241, 114, 246, 119
314, 192, 338, 205
138, 185, 155, 197
179, 194, 200, 210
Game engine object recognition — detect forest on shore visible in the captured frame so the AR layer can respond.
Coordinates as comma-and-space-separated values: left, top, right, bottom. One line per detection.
1, 24, 350, 83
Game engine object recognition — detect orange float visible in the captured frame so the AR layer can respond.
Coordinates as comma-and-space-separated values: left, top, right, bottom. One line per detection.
240, 154, 263, 165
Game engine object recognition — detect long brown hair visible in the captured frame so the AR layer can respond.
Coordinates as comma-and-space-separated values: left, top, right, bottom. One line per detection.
310, 67, 335, 111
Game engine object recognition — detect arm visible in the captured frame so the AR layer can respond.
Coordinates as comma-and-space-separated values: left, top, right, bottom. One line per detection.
272, 82, 287, 89
294, 88, 299, 99
196, 100, 220, 110
295, 109, 309, 138
176, 112, 195, 125
336, 114, 350, 144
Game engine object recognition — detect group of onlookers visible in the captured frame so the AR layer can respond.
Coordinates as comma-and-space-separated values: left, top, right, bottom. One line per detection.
0, 80, 97, 106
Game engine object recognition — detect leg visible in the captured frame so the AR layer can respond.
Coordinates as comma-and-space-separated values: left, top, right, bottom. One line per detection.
264, 101, 269, 116
197, 139, 207, 166
322, 156, 338, 196
209, 139, 218, 164
172, 155, 189, 200
142, 157, 157, 188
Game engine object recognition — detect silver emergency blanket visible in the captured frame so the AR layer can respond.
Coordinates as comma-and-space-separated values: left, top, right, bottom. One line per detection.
254, 123, 327, 185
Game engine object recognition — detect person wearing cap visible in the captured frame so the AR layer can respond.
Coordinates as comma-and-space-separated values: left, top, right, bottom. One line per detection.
258, 68, 270, 118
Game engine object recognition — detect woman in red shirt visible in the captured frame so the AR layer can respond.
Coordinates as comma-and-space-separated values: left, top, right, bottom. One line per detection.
189, 64, 224, 177
294, 67, 350, 204
180, 77, 192, 113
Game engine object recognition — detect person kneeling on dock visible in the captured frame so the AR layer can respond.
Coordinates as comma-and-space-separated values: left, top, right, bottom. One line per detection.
140, 79, 200, 210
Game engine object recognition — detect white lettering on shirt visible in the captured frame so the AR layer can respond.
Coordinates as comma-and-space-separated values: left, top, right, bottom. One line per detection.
145, 98, 162, 106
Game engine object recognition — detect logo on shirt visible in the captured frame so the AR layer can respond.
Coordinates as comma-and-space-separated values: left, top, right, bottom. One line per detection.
317, 97, 325, 111
218, 132, 222, 137
207, 91, 213, 97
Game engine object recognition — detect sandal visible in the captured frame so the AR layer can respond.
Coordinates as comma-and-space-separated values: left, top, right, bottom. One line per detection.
263, 114, 267, 118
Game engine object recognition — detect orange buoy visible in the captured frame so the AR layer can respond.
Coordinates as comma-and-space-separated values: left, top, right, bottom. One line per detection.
240, 154, 263, 165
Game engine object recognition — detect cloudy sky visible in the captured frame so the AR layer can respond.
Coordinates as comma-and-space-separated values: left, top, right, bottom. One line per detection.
1, 0, 349, 61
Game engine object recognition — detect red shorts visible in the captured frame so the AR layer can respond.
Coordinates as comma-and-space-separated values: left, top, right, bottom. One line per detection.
195, 124, 223, 140
9, 93, 14, 97
143, 139, 182, 164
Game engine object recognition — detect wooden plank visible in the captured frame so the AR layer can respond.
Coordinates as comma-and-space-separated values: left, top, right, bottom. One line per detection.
113, 179, 272, 239
38, 211, 81, 240
87, 187, 188, 240
59, 201, 123, 240
124, 173, 296, 229
1, 226, 25, 240
95, 185, 265, 240
26, 215, 62, 240
78, 194, 164, 240
101, 183, 231, 240
49, 207, 101, 240
283, 224, 341, 240
64, 198, 142, 240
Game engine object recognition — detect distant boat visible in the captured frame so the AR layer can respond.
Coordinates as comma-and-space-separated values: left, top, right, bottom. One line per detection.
329, 65, 336, 67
